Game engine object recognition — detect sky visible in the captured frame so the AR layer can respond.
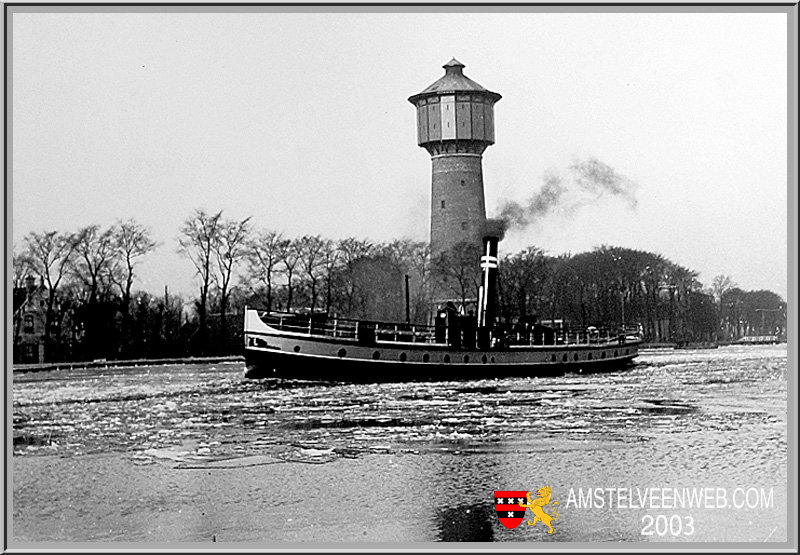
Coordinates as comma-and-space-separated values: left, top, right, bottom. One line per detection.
9, 8, 791, 302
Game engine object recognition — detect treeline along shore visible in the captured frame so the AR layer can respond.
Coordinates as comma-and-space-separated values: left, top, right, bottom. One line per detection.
13, 209, 787, 365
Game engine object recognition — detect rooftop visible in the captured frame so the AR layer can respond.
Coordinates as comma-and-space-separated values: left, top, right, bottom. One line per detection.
408, 58, 501, 104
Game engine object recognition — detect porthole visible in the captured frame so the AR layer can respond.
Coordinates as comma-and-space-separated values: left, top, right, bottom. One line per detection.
338, 348, 347, 358
482, 355, 488, 364
373, 351, 381, 360
294, 345, 301, 353
625, 349, 630, 355
443, 354, 451, 363
422, 353, 430, 362
601, 352, 607, 359
490, 357, 496, 363
400, 352, 407, 362
614, 350, 618, 357
460, 179, 466, 186
588, 353, 593, 360
551, 354, 557, 362
562, 354, 568, 362
573, 353, 579, 361
463, 355, 470, 363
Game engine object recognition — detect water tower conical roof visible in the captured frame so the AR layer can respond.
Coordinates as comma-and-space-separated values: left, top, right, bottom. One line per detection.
408, 58, 501, 103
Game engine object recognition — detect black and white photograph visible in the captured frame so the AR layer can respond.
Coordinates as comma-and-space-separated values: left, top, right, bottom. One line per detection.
6, 4, 795, 549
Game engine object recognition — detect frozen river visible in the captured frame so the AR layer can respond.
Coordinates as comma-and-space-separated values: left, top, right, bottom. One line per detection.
11, 344, 788, 544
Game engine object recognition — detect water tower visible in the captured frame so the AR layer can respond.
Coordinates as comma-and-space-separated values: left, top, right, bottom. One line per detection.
408, 58, 502, 261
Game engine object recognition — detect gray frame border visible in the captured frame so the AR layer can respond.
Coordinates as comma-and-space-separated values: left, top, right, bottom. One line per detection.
5, 3, 797, 553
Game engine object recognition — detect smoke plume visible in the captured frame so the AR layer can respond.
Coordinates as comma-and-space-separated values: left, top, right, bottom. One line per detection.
495, 157, 638, 232
483, 218, 508, 241
569, 158, 638, 209
498, 170, 565, 229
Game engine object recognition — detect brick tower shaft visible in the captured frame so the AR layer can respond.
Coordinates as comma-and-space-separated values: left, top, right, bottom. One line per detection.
430, 152, 486, 259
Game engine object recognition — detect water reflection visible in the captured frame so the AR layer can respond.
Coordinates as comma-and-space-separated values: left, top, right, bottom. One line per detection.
436, 503, 494, 542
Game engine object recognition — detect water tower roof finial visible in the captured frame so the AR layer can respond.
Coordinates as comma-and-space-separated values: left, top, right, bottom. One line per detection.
443, 58, 465, 73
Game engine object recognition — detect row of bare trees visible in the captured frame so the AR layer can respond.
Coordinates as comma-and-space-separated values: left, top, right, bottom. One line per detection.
495, 245, 785, 344
13, 208, 786, 363
169, 208, 787, 348
418, 241, 785, 344
175, 210, 436, 354
711, 276, 787, 340
13, 220, 160, 361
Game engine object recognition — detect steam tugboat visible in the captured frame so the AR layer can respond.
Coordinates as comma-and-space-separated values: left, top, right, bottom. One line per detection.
243, 59, 642, 383
242, 227, 642, 383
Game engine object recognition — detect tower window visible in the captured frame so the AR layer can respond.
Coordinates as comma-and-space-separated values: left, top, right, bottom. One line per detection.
441, 200, 446, 209
461, 222, 468, 230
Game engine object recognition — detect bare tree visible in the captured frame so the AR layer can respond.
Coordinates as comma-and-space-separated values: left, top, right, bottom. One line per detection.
711, 275, 737, 307
295, 234, 327, 312
245, 230, 285, 312
497, 246, 548, 322
71, 225, 119, 305
346, 251, 405, 321
375, 239, 433, 324
320, 239, 339, 315
335, 237, 374, 316
214, 215, 252, 348
12, 243, 34, 289
12, 244, 36, 345
432, 241, 482, 307
337, 237, 375, 263
663, 263, 701, 341
112, 219, 159, 316
277, 239, 301, 312
177, 209, 223, 353
67, 224, 126, 359
109, 219, 159, 355
22, 230, 78, 359
404, 240, 433, 324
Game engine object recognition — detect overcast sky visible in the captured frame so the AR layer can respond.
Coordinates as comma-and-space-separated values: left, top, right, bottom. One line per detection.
10, 8, 790, 301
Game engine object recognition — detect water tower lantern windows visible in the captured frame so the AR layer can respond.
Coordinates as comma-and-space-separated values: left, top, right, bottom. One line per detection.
441, 96, 456, 140
414, 94, 494, 145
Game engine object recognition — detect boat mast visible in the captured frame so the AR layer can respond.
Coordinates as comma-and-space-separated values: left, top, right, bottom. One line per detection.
477, 219, 504, 349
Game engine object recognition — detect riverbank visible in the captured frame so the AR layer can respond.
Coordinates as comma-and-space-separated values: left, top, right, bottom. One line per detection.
12, 355, 245, 375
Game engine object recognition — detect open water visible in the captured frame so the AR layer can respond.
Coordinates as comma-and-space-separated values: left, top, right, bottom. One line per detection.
11, 344, 789, 544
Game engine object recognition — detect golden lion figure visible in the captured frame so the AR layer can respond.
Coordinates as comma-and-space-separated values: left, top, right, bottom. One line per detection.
518, 486, 559, 534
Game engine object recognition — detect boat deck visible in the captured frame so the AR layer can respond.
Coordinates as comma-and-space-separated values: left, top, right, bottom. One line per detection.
254, 311, 640, 348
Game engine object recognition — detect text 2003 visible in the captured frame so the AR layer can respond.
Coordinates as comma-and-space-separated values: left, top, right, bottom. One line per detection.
641, 514, 695, 536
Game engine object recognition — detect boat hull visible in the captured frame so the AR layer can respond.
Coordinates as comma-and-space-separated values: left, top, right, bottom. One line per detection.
243, 345, 638, 383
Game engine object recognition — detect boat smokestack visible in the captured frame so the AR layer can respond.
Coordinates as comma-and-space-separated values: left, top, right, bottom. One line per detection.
483, 218, 507, 243
477, 219, 504, 347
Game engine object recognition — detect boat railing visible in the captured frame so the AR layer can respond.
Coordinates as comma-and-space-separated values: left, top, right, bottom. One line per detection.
255, 310, 642, 348
737, 335, 780, 344
503, 323, 642, 347
256, 311, 441, 344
